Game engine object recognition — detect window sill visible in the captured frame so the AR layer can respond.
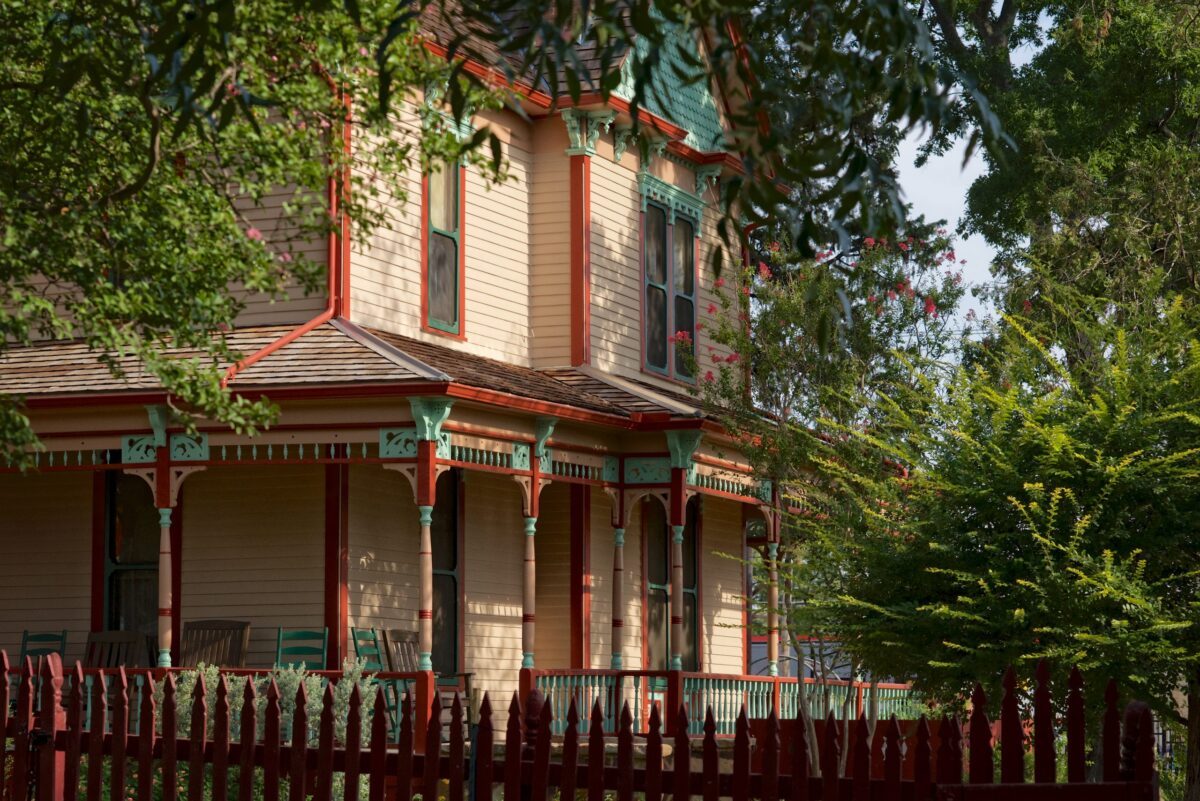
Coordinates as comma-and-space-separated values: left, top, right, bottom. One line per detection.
422, 323, 467, 342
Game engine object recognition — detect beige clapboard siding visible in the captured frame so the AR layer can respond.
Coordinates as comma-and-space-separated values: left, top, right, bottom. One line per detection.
529, 119, 572, 367
233, 186, 328, 327
181, 466, 324, 668
587, 486, 614, 668
533, 483, 571, 669
0, 472, 92, 663
350, 101, 534, 366
346, 465, 420, 661
462, 470, 526, 700
616, 499, 645, 670
701, 496, 745, 674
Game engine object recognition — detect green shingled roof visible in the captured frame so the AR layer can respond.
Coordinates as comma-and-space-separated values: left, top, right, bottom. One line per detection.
614, 15, 727, 153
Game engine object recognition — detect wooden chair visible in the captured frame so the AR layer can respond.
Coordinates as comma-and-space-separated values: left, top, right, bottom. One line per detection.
19, 630, 66, 663
275, 627, 328, 670
352, 627, 408, 737
382, 629, 474, 725
84, 631, 152, 668
180, 620, 250, 667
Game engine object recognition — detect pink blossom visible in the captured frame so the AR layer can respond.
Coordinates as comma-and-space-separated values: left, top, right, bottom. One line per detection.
704, 371, 715, 382
278, 252, 293, 263
741, 286, 751, 296
706, 302, 717, 314
725, 353, 740, 364
246, 227, 263, 241
898, 242, 909, 252
923, 296, 937, 316
714, 277, 726, 289
863, 237, 876, 248
757, 261, 771, 279
1023, 299, 1033, 313
674, 330, 692, 345
359, 47, 369, 57
887, 290, 898, 301
769, 241, 781, 253
712, 354, 723, 364
867, 294, 877, 303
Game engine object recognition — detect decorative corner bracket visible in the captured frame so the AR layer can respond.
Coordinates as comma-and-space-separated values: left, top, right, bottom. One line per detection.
695, 165, 722, 196
534, 417, 556, 464
145, 404, 169, 448
409, 397, 454, 442
613, 125, 634, 162
564, 109, 616, 156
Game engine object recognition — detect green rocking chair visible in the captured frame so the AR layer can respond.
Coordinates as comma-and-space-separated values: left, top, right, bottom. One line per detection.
351, 627, 408, 738
19, 630, 67, 663
274, 627, 329, 670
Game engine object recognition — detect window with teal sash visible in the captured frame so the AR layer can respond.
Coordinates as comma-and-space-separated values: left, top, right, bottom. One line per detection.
105, 471, 159, 642
426, 162, 461, 334
643, 204, 697, 379
645, 497, 699, 671
431, 469, 460, 675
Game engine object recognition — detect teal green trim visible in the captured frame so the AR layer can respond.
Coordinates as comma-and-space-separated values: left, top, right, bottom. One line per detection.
613, 125, 633, 162
695, 165, 722, 194
534, 416, 556, 469
670, 654, 683, 671
603, 456, 619, 483
639, 172, 705, 224
146, 404, 169, 448
418, 505, 434, 527
758, 479, 774, 504
511, 443, 531, 471
121, 435, 157, 464
524, 517, 537, 537
157, 508, 172, 528
379, 428, 418, 459
613, 528, 625, 547
624, 457, 671, 484
409, 398, 454, 441
563, 109, 615, 156
665, 430, 703, 470
169, 433, 208, 461
610, 652, 623, 670
671, 524, 685, 545
419, 651, 433, 671
767, 541, 779, 559
158, 648, 172, 668
768, 661, 779, 677
425, 160, 462, 334
522, 652, 535, 669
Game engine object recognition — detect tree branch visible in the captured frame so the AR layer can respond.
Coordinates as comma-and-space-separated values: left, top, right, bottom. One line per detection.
928, 0, 971, 65
99, 91, 161, 206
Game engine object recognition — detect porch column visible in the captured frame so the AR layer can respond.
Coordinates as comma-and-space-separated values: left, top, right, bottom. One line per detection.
669, 522, 685, 671
417, 504, 434, 671
610, 527, 624, 669
522, 516, 537, 668
767, 541, 780, 677
664, 429, 702, 673
156, 507, 174, 668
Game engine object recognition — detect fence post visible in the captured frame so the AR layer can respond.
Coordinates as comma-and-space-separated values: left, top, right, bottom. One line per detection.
666, 670, 682, 736
414, 669, 436, 755
36, 654, 65, 801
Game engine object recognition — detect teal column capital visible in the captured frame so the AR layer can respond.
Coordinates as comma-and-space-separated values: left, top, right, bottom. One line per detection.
522, 652, 535, 668
613, 528, 625, 547
611, 652, 623, 670
768, 662, 779, 677
418, 652, 433, 671
671, 524, 685, 544
524, 517, 538, 537
158, 649, 172, 668
418, 505, 434, 527
409, 397, 454, 441
767, 541, 779, 560
158, 508, 173, 529
670, 654, 683, 671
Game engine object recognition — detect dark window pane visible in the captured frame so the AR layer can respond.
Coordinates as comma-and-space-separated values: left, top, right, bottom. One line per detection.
673, 219, 695, 294
431, 471, 458, 571
645, 206, 667, 285
646, 286, 667, 369
683, 501, 698, 589
432, 574, 457, 674
647, 590, 669, 671
673, 297, 695, 377
109, 570, 157, 641
429, 163, 457, 232
683, 592, 698, 670
646, 500, 668, 585
113, 473, 159, 565
428, 233, 458, 326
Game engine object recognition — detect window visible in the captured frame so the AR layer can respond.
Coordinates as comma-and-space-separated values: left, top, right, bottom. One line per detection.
425, 162, 463, 335
643, 204, 697, 379
430, 469, 460, 676
645, 497, 700, 671
105, 472, 159, 642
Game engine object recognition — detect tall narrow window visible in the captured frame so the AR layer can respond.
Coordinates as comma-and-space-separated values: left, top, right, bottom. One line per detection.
430, 469, 460, 676
105, 472, 159, 642
643, 203, 697, 379
644, 497, 700, 671
425, 162, 462, 335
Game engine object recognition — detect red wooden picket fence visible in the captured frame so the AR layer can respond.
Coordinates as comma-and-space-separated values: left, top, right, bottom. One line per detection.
8, 654, 1158, 801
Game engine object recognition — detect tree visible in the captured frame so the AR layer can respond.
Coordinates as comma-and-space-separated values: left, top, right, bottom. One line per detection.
804, 280, 1200, 791
0, 0, 1004, 461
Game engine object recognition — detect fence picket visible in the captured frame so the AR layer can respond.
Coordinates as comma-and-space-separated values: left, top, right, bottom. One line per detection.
1064, 667, 1085, 783
821, 712, 839, 801
137, 674, 157, 801
87, 670, 106, 801
673, 706, 691, 801
762, 709, 780, 801
733, 706, 751, 801
789, 703, 808, 801
368, 688, 388, 801
560, 700, 580, 801
344, 685, 363, 801
212, 677, 231, 801
37, 654, 65, 801
617, 702, 634, 801
851, 713, 869, 801
533, 694, 553, 801
936, 715, 960, 785
263, 680, 282, 801
315, 683, 336, 801
505, 694, 523, 801
645, 704, 663, 801
969, 684, 992, 783
12, 658, 33, 801
587, 698, 606, 801
0, 653, 10, 800
913, 716, 931, 801
65, 662, 85, 801
395, 693, 415, 801
703, 707, 720, 801
421, 691, 443, 799
1135, 704, 1155, 782
1033, 660, 1056, 783
1102, 680, 1121, 782
288, 683, 309, 801
882, 717, 902, 801
187, 675, 208, 801
161, 674, 178, 801
111, 668, 129, 801
448, 693, 465, 801
472, 695, 495, 801
238, 677, 258, 801
1000, 666, 1023, 783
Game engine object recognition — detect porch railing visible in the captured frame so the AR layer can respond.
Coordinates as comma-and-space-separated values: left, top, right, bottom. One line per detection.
526, 668, 920, 735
